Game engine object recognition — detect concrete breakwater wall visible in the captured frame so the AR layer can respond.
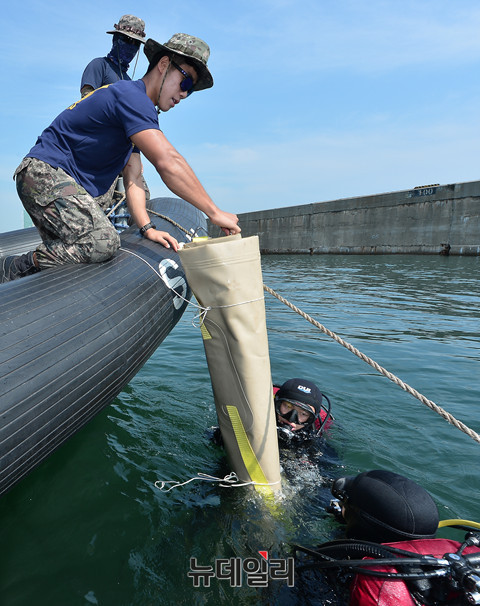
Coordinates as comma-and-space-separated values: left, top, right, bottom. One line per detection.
210, 181, 480, 255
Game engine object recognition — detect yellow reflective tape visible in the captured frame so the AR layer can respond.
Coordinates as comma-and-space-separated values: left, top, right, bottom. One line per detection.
226, 405, 273, 495
68, 84, 110, 109
200, 322, 212, 340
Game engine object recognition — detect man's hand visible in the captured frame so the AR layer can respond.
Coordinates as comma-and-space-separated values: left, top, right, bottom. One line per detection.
144, 228, 179, 251
208, 209, 241, 235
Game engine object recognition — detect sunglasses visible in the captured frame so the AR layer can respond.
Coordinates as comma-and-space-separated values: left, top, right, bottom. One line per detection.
171, 60, 195, 96
118, 34, 140, 46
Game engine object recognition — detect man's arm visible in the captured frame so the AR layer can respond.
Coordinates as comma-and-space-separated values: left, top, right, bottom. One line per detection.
130, 129, 240, 235
123, 152, 180, 250
80, 58, 105, 97
80, 85, 95, 98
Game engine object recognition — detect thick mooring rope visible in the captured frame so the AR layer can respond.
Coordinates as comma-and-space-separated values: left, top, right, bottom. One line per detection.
106, 199, 193, 236
263, 284, 480, 445
147, 209, 192, 236
105, 191, 126, 218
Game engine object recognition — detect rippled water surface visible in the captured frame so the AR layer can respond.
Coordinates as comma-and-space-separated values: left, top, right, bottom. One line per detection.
1, 254, 479, 605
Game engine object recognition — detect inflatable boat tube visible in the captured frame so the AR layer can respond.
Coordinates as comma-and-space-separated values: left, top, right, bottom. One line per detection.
0, 226, 41, 258
179, 235, 282, 495
0, 197, 205, 497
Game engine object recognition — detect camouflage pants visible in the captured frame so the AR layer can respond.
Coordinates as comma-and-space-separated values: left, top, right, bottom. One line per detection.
14, 157, 120, 270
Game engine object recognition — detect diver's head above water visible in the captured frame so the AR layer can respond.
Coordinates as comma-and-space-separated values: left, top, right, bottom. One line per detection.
275, 378, 331, 444
330, 469, 439, 543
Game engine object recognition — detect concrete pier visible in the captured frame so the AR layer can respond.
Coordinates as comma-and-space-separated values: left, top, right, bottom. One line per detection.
210, 180, 480, 255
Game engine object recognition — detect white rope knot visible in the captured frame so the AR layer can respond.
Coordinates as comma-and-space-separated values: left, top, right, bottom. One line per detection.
192, 306, 211, 328
154, 472, 239, 492
154, 471, 282, 492
190, 296, 264, 327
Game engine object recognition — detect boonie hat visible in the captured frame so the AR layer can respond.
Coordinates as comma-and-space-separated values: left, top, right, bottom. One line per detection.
107, 15, 146, 44
332, 469, 439, 543
144, 33, 214, 91
276, 378, 323, 415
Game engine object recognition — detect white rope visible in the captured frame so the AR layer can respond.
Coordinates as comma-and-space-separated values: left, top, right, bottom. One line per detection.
212, 296, 265, 310
119, 247, 264, 326
190, 296, 265, 327
118, 247, 162, 276
118, 247, 207, 318
220, 478, 282, 489
154, 471, 281, 492
155, 472, 238, 492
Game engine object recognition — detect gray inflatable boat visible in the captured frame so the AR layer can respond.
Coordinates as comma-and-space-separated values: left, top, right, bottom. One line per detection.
0, 197, 205, 496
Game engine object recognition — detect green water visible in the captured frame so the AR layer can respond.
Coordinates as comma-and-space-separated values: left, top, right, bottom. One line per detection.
1, 254, 479, 605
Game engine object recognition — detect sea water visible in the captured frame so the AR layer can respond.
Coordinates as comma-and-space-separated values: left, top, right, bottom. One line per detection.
1, 254, 479, 605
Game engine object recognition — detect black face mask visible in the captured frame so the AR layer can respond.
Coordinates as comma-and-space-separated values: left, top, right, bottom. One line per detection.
108, 35, 139, 69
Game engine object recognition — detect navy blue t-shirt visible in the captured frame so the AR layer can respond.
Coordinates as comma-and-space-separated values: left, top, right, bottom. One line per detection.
80, 56, 130, 90
27, 80, 159, 197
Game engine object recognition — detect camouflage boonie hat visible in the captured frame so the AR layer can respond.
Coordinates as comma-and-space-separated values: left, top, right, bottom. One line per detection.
107, 15, 146, 44
144, 33, 213, 91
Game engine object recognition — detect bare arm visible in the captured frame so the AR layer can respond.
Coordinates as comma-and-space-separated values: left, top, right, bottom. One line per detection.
123, 152, 180, 250
80, 85, 94, 98
130, 129, 240, 235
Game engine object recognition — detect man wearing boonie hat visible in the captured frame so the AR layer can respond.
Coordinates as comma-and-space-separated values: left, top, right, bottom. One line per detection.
5, 33, 240, 281
80, 15, 147, 98
80, 16, 150, 217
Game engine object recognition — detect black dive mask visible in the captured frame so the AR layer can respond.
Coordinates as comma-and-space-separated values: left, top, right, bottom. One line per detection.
275, 399, 316, 427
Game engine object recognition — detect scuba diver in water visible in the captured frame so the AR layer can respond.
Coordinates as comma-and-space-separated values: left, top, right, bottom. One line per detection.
329, 469, 439, 544
294, 469, 480, 606
274, 378, 332, 447
211, 378, 333, 449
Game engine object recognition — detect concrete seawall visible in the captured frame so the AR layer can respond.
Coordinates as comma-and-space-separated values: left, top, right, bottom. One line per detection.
209, 181, 480, 255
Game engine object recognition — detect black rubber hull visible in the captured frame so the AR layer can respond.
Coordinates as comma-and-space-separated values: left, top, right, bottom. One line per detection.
0, 226, 41, 258
0, 197, 205, 496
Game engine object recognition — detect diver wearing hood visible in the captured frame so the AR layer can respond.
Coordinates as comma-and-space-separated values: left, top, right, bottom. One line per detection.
295, 470, 480, 606
80, 15, 146, 98
331, 469, 439, 543
274, 378, 332, 446
210, 378, 332, 449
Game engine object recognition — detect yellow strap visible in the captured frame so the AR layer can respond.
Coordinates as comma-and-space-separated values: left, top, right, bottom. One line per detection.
438, 519, 480, 530
226, 405, 273, 495
200, 322, 212, 340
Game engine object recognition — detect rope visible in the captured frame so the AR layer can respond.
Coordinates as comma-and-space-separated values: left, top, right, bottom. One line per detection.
118, 247, 264, 326
154, 471, 281, 492
147, 209, 192, 236
105, 190, 126, 217
263, 284, 480, 445
107, 198, 199, 238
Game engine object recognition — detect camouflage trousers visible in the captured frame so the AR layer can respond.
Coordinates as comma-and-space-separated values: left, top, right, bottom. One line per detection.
14, 157, 120, 270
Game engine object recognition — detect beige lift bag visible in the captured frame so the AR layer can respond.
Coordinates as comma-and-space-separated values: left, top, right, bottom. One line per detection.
179, 235, 281, 495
